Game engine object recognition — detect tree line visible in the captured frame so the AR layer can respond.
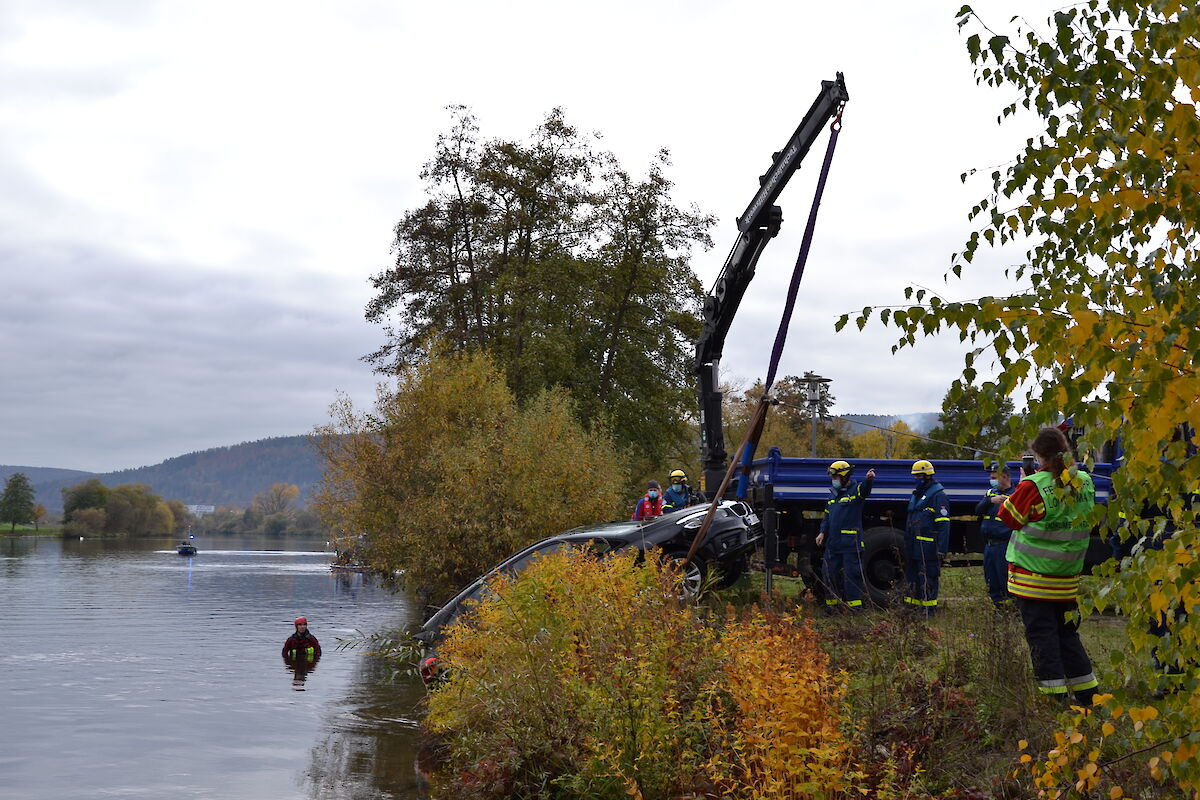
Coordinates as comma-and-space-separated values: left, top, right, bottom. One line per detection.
42, 478, 316, 538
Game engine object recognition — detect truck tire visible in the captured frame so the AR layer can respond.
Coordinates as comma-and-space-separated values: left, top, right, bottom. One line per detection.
860, 527, 905, 607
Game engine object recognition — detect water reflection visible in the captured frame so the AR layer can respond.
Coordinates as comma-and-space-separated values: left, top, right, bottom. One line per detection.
305, 642, 431, 799
286, 654, 322, 690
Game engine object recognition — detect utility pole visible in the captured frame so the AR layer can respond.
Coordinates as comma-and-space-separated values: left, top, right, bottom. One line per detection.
805, 374, 832, 457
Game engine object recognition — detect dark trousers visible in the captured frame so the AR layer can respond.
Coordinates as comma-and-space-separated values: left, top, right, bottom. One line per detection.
1017, 596, 1097, 703
903, 535, 940, 613
982, 541, 1011, 605
823, 546, 865, 607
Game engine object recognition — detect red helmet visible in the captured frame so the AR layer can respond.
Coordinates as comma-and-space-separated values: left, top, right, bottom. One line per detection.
294, 617, 307, 626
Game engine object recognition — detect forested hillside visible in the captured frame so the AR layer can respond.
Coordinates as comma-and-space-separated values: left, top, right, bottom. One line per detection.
9, 436, 324, 511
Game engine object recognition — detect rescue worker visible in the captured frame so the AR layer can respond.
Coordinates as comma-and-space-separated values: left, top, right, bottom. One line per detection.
282, 616, 322, 661
816, 460, 876, 612
631, 481, 664, 521
662, 469, 703, 513
903, 460, 950, 616
998, 426, 1099, 706
976, 462, 1014, 608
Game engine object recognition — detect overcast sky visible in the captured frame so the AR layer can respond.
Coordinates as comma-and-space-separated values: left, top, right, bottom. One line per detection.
0, 0, 1060, 473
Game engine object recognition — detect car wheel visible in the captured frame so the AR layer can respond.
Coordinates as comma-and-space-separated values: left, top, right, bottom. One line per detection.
664, 549, 708, 599
861, 527, 905, 607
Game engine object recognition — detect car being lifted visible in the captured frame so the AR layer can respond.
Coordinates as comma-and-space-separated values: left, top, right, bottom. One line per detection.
413, 501, 761, 686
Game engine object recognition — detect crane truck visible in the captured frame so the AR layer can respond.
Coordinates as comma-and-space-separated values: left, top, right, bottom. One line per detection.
693, 74, 1117, 604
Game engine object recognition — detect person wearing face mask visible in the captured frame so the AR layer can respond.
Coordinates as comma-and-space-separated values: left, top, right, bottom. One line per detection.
631, 480, 665, 521
903, 460, 951, 616
998, 427, 1099, 706
976, 462, 1014, 608
816, 461, 877, 612
662, 469, 704, 513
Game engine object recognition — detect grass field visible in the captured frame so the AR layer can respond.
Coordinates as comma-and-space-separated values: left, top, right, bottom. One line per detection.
1, 523, 62, 536
713, 565, 1159, 797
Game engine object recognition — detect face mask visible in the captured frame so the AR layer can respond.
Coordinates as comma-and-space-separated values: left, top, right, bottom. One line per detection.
648, 490, 659, 499
915, 477, 930, 489
989, 479, 1000, 489
831, 479, 842, 489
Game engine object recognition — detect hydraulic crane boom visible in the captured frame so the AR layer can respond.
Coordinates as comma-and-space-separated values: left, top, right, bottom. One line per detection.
696, 73, 849, 495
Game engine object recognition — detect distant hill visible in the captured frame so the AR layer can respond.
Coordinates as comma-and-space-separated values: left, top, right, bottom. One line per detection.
0, 465, 94, 488
6, 436, 325, 512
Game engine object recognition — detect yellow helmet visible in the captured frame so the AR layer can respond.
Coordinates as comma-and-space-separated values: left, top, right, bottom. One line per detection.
669, 469, 687, 484
911, 459, 935, 476
827, 460, 852, 476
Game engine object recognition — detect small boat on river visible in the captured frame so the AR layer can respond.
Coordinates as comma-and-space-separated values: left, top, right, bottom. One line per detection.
176, 542, 198, 556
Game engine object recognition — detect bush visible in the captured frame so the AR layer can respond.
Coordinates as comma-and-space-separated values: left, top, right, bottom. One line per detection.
312, 349, 629, 605
424, 548, 891, 799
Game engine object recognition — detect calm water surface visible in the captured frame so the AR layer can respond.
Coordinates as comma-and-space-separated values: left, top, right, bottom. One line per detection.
0, 534, 427, 799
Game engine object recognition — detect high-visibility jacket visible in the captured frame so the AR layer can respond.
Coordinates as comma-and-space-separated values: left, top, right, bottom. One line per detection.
1000, 469, 1095, 601
820, 476, 874, 551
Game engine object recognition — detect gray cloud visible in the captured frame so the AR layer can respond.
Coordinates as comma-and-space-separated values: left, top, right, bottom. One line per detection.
1, 240, 379, 471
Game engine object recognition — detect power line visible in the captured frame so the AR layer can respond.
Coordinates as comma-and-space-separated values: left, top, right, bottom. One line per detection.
768, 399, 1001, 458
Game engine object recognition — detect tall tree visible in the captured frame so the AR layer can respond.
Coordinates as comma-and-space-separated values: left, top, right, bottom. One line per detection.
0, 472, 36, 531
845, 3, 1200, 793
923, 382, 1016, 459
365, 107, 713, 472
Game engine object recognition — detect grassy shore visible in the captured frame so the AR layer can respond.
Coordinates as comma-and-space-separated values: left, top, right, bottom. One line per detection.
1, 524, 63, 536
709, 566, 1166, 798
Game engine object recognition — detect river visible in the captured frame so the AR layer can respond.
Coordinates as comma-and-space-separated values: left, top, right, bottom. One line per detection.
0, 534, 428, 799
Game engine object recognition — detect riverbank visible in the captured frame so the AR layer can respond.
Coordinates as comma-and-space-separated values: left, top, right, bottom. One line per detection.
416, 559, 1166, 799
2, 525, 63, 536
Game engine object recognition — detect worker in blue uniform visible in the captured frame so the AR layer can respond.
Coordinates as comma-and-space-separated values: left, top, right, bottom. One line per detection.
904, 460, 951, 616
975, 462, 1014, 608
816, 460, 876, 612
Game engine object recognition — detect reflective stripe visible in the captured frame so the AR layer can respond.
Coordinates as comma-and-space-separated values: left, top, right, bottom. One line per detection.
916, 535, 935, 542
840, 529, 858, 534
1007, 570, 1080, 601
1012, 538, 1085, 562
1002, 497, 1027, 526
847, 600, 863, 607
934, 517, 950, 523
1038, 678, 1068, 694
904, 596, 938, 607
1022, 525, 1090, 542
1067, 674, 1098, 691
825, 599, 839, 606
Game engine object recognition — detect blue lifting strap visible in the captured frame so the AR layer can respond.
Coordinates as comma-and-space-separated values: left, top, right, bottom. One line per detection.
736, 108, 845, 500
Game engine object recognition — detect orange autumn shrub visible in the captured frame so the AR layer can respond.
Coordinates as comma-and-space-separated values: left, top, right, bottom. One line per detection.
424, 548, 897, 799
705, 608, 879, 799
